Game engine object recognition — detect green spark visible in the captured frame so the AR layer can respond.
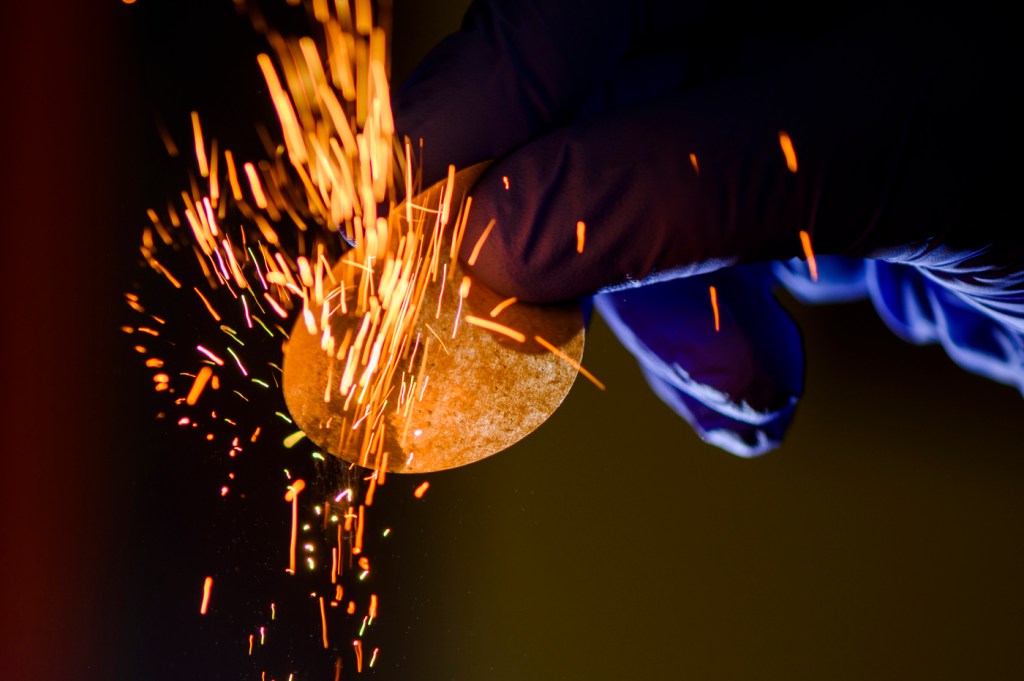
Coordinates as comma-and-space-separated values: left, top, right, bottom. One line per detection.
283, 431, 305, 448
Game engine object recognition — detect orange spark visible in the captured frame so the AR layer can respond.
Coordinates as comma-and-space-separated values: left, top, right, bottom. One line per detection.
464, 315, 525, 343
263, 292, 289, 318
709, 285, 720, 332
534, 335, 605, 390
191, 111, 209, 178
368, 594, 378, 619
353, 640, 364, 672
224, 150, 243, 201
319, 596, 329, 649
778, 130, 798, 173
502, 175, 510, 190
466, 218, 496, 267
799, 229, 818, 282
364, 474, 377, 506
689, 152, 699, 174
186, 366, 214, 405
243, 162, 269, 209
199, 576, 213, 615
285, 479, 305, 574
413, 481, 430, 499
353, 504, 365, 555
576, 220, 586, 253
488, 296, 517, 318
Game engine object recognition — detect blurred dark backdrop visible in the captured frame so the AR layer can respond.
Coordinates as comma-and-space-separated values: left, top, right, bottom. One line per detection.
2, 1, 1022, 680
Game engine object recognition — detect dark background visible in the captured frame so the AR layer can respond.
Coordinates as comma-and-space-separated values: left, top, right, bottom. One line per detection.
2, 1, 1023, 680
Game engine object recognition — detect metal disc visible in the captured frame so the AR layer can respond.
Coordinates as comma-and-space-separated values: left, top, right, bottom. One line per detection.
282, 164, 585, 473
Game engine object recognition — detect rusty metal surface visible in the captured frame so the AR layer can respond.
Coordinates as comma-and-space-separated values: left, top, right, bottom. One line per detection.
282, 164, 585, 473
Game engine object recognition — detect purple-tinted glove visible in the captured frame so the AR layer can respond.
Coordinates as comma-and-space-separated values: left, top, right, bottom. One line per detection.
393, 0, 1023, 456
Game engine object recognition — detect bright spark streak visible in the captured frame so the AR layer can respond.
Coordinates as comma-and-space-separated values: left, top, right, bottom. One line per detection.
464, 315, 525, 343
799, 229, 818, 282
196, 345, 225, 366
413, 481, 430, 499
243, 162, 269, 209
186, 366, 214, 405
778, 130, 798, 173
709, 285, 720, 332
191, 111, 209, 178
225, 347, 248, 376
285, 479, 305, 574
199, 576, 213, 615
283, 431, 306, 448
263, 292, 289, 319
576, 220, 586, 253
353, 640, 364, 673
488, 296, 517, 318
534, 335, 605, 390
319, 596, 329, 649
466, 218, 496, 267
241, 295, 253, 328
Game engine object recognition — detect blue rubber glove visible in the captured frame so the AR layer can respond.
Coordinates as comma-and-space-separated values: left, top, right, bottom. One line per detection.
393, 0, 1024, 456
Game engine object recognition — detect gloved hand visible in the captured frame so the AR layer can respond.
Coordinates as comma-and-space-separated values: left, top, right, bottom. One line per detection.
392, 0, 1024, 456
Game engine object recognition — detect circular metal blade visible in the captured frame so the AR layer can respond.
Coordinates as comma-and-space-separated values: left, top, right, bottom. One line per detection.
282, 165, 585, 473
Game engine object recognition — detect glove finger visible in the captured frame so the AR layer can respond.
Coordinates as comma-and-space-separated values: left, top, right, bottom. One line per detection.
772, 255, 869, 305
594, 267, 803, 440
868, 261, 1024, 393
639, 363, 794, 458
457, 7, 1016, 303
